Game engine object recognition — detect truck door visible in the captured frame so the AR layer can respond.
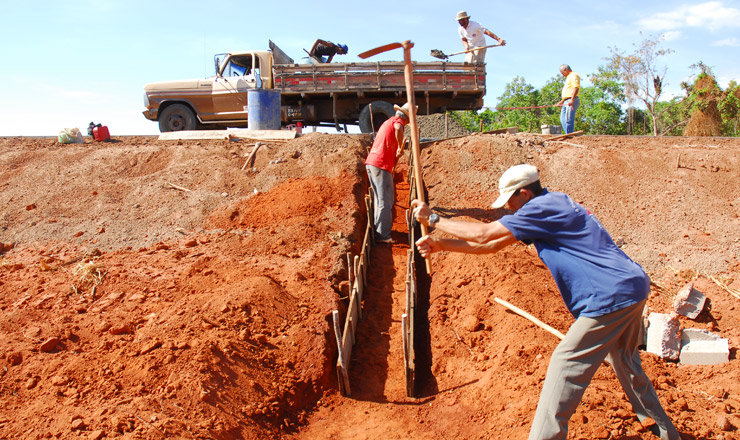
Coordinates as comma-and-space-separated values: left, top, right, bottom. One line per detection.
212, 54, 259, 120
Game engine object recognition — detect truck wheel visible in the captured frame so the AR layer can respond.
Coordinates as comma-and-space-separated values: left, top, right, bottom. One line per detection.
158, 104, 197, 132
359, 101, 395, 134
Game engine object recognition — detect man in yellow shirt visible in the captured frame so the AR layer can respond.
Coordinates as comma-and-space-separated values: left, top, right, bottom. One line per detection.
557, 64, 580, 134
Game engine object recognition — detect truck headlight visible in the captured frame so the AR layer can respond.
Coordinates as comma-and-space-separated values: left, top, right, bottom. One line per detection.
143, 93, 150, 108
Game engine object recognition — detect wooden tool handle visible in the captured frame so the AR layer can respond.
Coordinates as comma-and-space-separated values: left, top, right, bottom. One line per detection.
494, 297, 565, 339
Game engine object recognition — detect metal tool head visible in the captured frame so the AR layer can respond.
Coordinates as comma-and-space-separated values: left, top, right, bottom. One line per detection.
430, 49, 448, 60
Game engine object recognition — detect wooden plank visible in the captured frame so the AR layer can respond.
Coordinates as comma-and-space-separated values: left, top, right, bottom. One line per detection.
356, 255, 367, 296
332, 310, 351, 395
343, 287, 359, 346
547, 130, 584, 141
365, 192, 374, 246
158, 129, 297, 141
363, 221, 372, 256
482, 127, 519, 135
346, 252, 353, 296
354, 255, 363, 320
158, 131, 228, 141
405, 248, 417, 397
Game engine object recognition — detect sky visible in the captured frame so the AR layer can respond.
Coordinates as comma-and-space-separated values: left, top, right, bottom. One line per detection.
1, 0, 739, 136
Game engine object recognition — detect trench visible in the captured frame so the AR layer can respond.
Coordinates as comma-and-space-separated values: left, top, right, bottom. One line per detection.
332, 159, 435, 400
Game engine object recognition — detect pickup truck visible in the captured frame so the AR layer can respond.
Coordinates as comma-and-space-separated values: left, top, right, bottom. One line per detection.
142, 41, 486, 133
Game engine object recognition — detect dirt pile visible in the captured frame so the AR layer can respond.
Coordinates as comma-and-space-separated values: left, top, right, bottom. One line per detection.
1, 132, 739, 439
0, 134, 369, 439
415, 113, 472, 139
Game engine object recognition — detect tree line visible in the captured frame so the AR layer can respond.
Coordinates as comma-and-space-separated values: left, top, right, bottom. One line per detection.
454, 35, 740, 137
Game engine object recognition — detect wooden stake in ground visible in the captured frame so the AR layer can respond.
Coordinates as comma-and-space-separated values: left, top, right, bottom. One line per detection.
241, 142, 262, 170
547, 130, 583, 142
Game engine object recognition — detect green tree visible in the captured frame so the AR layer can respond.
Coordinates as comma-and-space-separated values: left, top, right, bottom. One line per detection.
452, 76, 543, 133
579, 65, 627, 134
493, 76, 541, 132
607, 34, 674, 136
719, 80, 740, 136
655, 97, 692, 136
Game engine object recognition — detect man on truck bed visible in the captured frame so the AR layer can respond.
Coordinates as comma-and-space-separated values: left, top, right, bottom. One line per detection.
308, 39, 348, 63
456, 10, 505, 64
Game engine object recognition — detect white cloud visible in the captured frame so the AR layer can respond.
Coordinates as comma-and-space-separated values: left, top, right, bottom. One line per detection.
589, 20, 620, 31
712, 37, 740, 47
662, 30, 683, 41
638, 1, 740, 31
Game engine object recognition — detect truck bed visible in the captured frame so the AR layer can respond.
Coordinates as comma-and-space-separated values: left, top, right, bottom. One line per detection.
273, 62, 485, 96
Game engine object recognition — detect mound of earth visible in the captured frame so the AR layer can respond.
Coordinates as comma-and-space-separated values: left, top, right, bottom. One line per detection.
415, 113, 472, 140
1, 132, 739, 439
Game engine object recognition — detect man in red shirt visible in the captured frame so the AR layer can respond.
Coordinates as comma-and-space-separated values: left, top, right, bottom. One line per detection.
364, 103, 413, 243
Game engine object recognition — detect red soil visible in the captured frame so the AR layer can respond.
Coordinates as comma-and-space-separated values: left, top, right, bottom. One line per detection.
1, 132, 738, 439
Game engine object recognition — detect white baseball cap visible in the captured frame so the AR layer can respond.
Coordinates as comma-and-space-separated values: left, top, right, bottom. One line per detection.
491, 164, 540, 208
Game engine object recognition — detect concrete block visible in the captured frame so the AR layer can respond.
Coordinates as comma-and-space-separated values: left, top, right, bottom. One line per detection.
646, 312, 681, 361
673, 282, 706, 319
541, 124, 562, 135
679, 328, 729, 365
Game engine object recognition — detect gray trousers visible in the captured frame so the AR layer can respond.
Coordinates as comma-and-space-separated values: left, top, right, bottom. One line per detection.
365, 165, 394, 241
529, 300, 680, 440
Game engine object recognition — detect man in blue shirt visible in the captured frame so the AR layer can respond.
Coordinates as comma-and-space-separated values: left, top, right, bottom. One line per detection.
411, 164, 680, 440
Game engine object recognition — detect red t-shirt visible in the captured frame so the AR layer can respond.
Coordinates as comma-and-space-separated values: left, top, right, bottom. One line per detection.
364, 116, 406, 172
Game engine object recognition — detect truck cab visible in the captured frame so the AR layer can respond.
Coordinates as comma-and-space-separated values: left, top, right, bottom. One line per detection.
143, 51, 274, 132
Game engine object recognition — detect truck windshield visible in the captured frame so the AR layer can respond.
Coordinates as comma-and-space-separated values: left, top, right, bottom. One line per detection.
218, 54, 260, 78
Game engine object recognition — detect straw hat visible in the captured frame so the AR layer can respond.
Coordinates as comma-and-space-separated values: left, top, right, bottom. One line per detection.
393, 103, 417, 118
456, 11, 470, 21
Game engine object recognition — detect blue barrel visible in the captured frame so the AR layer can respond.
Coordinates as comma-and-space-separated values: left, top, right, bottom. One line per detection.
247, 89, 281, 130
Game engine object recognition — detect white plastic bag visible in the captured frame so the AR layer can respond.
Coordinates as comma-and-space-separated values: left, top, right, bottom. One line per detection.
58, 127, 85, 144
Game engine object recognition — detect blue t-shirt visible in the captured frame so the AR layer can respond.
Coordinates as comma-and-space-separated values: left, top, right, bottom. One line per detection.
498, 189, 649, 318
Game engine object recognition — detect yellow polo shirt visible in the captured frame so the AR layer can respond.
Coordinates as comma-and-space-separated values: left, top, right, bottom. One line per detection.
561, 72, 581, 99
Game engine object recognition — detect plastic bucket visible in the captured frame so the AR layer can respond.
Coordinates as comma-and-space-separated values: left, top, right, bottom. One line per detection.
247, 89, 281, 130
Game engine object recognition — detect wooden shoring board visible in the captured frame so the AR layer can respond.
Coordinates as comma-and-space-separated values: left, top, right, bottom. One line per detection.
365, 192, 374, 246
404, 248, 417, 397
332, 310, 351, 395
354, 255, 364, 318
333, 187, 376, 396
337, 283, 360, 395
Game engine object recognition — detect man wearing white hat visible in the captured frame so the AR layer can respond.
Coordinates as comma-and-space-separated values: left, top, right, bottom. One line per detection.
364, 103, 414, 244
456, 10, 505, 64
410, 164, 680, 440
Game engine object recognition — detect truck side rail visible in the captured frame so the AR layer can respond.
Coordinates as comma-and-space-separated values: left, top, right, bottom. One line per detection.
273, 62, 485, 94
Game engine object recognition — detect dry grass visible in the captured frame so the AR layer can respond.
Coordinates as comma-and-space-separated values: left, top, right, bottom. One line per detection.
70, 260, 104, 297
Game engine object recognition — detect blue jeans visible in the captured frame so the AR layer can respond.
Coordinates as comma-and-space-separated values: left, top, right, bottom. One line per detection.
365, 165, 394, 241
560, 97, 580, 134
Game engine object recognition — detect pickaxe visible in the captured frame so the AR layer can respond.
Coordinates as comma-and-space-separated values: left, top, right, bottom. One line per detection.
358, 41, 431, 271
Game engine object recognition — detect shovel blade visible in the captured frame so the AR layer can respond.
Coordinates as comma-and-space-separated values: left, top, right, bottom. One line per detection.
430, 49, 448, 60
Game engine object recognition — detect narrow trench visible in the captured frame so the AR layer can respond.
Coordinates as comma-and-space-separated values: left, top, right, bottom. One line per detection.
345, 162, 434, 401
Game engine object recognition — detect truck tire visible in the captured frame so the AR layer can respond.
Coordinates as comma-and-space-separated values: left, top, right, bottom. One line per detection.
158, 104, 197, 132
359, 101, 396, 134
